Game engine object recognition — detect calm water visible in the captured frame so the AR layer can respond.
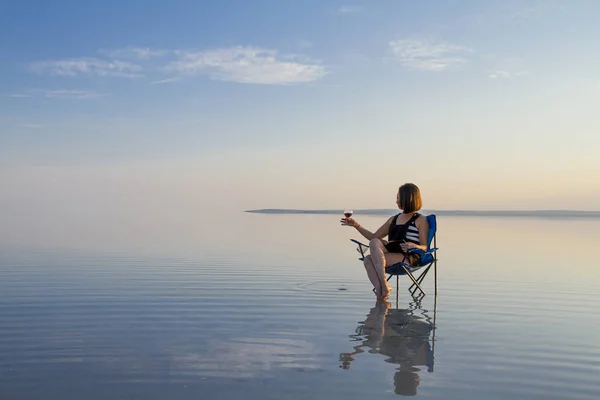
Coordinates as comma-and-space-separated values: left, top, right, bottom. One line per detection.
1, 213, 599, 399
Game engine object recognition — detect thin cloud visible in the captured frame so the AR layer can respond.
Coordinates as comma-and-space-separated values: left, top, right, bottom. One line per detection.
510, 1, 565, 20
150, 77, 180, 84
166, 46, 327, 85
482, 54, 531, 80
488, 69, 530, 79
388, 38, 472, 71
101, 47, 169, 60
29, 58, 143, 78
489, 70, 510, 79
11, 89, 107, 100
339, 5, 361, 14
28, 46, 326, 85
42, 89, 107, 99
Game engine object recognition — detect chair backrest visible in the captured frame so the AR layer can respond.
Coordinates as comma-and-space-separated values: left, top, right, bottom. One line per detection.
425, 214, 437, 252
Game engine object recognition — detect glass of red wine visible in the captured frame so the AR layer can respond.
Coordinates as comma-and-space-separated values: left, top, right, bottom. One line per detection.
343, 208, 353, 223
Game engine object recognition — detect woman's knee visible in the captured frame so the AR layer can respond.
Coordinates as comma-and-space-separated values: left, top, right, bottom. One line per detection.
369, 238, 384, 248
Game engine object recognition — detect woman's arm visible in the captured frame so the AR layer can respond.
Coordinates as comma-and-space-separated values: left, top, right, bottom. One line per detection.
344, 216, 392, 241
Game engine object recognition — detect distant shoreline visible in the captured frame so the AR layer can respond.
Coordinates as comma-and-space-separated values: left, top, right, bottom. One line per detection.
245, 209, 600, 219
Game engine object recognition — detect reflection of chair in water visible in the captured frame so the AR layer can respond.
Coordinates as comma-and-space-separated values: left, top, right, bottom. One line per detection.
340, 298, 437, 396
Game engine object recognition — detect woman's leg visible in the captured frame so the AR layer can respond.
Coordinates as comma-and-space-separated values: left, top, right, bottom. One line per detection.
369, 238, 392, 299
363, 255, 383, 296
369, 238, 412, 299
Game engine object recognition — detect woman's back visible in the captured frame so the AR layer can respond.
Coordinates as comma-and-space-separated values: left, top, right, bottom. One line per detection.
388, 213, 421, 244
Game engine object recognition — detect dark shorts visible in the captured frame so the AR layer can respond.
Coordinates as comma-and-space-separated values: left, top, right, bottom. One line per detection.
384, 242, 421, 266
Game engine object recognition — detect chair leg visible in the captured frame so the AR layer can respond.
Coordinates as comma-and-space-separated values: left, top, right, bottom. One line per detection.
433, 238, 438, 295
409, 265, 431, 293
412, 265, 431, 289
409, 271, 423, 292
410, 282, 425, 298
434, 257, 438, 295
402, 266, 425, 297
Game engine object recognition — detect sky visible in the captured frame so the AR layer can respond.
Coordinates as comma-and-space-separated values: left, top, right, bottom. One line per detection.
1, 0, 600, 217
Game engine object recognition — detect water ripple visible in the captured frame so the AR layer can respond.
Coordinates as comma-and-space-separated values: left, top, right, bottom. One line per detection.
1, 249, 600, 400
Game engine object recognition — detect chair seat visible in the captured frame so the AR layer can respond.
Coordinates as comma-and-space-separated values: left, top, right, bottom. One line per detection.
386, 262, 424, 276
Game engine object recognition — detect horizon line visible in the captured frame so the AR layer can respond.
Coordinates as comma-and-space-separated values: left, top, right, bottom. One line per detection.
245, 208, 600, 218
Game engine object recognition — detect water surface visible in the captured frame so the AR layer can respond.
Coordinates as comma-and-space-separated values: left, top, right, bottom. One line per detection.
1, 213, 599, 399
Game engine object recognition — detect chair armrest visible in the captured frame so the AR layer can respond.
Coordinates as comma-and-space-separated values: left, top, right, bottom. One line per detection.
350, 239, 369, 248
407, 248, 437, 255
407, 248, 427, 255
407, 248, 436, 266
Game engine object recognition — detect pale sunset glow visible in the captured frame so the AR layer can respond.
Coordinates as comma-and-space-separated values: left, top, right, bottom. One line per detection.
1, 1, 599, 220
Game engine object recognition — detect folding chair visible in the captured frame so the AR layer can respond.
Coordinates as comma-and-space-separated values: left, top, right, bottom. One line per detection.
350, 214, 438, 299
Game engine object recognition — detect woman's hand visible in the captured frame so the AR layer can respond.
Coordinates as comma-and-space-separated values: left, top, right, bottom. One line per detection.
340, 217, 359, 228
400, 241, 414, 252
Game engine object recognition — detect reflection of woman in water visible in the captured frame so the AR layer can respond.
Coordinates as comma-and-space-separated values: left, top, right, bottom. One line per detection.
341, 183, 429, 301
340, 301, 434, 396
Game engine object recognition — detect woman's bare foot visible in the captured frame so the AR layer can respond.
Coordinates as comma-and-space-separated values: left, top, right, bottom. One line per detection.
378, 284, 391, 300
377, 295, 390, 302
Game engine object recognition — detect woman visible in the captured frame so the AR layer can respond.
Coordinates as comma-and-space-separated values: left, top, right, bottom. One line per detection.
341, 183, 429, 300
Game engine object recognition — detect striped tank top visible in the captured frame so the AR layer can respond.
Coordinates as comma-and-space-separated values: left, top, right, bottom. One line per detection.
388, 213, 421, 244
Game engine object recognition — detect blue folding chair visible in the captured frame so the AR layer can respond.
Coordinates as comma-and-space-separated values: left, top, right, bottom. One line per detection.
350, 214, 438, 299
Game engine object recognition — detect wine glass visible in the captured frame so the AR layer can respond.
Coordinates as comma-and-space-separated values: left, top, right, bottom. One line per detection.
343, 208, 353, 223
